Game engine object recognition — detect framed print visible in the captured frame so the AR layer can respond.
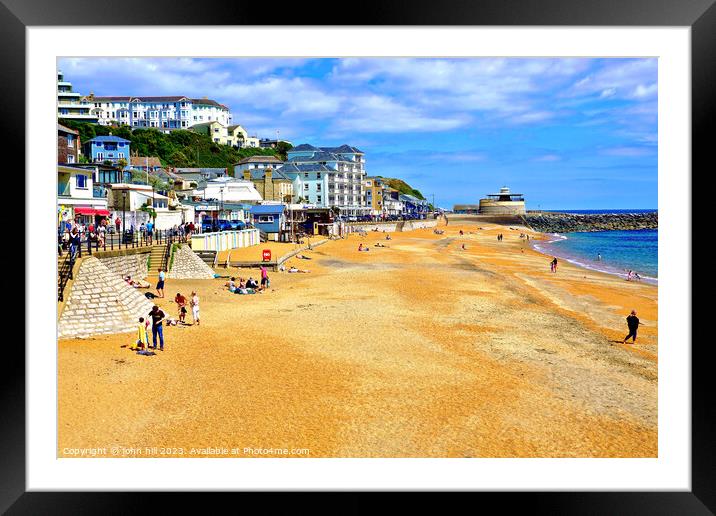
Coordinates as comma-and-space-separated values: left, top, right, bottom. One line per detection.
3, 0, 710, 512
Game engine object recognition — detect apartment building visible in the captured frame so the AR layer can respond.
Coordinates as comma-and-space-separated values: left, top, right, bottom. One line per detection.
57, 70, 98, 123
84, 94, 232, 132
283, 144, 369, 216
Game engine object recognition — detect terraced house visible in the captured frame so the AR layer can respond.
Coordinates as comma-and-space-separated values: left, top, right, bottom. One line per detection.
83, 94, 232, 131
281, 144, 370, 217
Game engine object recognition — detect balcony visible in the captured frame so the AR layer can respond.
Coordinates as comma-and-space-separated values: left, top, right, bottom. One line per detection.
93, 186, 108, 198
58, 183, 71, 197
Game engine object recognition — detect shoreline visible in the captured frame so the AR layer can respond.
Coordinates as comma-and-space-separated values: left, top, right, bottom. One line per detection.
530, 230, 658, 285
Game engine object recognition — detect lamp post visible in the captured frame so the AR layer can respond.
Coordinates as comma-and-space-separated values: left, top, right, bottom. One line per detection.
220, 186, 225, 221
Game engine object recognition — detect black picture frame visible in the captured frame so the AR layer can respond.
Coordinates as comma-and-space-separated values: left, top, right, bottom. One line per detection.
3, 0, 708, 512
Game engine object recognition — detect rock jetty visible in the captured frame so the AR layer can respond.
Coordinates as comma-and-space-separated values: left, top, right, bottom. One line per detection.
522, 211, 657, 233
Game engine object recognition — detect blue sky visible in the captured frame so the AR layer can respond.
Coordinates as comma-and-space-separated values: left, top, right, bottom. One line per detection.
59, 57, 657, 209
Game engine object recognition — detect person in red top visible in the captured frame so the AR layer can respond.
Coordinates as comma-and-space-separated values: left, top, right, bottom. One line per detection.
115, 216, 121, 233
174, 292, 188, 323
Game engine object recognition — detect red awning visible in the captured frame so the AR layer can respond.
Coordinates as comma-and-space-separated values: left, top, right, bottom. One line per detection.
74, 207, 96, 215
95, 209, 110, 216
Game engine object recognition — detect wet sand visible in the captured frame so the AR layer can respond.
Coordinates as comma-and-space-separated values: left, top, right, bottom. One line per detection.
58, 216, 657, 457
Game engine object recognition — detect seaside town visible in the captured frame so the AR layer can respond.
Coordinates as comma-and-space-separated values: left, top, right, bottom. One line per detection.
56, 65, 658, 459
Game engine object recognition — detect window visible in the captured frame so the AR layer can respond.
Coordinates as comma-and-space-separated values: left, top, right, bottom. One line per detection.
303, 184, 309, 191
66, 155, 75, 164
66, 135, 74, 147
317, 172, 321, 178
96, 152, 104, 160
76, 174, 87, 189
118, 152, 124, 158
316, 184, 321, 191
317, 195, 322, 203
304, 173, 309, 178
258, 215, 274, 223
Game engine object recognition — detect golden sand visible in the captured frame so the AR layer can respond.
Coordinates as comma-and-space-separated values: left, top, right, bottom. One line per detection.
58, 216, 657, 458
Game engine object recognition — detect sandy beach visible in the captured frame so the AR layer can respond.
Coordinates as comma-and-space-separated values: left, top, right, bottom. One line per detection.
57, 215, 657, 458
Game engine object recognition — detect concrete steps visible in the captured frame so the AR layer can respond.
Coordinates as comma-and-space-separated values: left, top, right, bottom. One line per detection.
148, 244, 168, 273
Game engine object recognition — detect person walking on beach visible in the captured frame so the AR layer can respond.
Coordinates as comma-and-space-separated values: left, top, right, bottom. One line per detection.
550, 257, 558, 273
597, 253, 602, 261
148, 305, 166, 351
623, 309, 642, 344
156, 268, 166, 298
190, 291, 200, 326
69, 227, 81, 260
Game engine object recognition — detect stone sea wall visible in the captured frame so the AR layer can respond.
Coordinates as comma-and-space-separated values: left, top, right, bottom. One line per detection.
168, 244, 216, 279
99, 253, 150, 280
58, 256, 155, 339
522, 212, 657, 233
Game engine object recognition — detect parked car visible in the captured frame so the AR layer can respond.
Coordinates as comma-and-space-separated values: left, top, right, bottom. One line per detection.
229, 219, 246, 230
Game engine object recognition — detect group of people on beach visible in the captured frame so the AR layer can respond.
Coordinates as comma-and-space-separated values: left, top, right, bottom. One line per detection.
497, 233, 504, 241
133, 291, 200, 354
626, 269, 642, 282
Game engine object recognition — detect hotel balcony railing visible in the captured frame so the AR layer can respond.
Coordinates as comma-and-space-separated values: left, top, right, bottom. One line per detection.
93, 186, 108, 198
58, 185, 71, 197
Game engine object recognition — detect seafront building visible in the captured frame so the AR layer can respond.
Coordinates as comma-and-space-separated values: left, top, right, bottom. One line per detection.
478, 186, 526, 214
233, 155, 285, 177
280, 144, 370, 217
83, 135, 131, 167
83, 94, 232, 132
57, 71, 98, 123
57, 165, 109, 227
242, 167, 295, 203
58, 123, 81, 164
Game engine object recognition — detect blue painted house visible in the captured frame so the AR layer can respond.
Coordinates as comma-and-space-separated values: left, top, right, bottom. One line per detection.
83, 135, 131, 167
250, 204, 286, 241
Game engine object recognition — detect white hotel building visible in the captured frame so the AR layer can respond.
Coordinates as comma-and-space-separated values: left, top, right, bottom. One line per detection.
83, 95, 232, 132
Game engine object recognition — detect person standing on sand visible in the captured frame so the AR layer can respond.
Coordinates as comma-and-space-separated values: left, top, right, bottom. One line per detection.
148, 305, 166, 351
623, 310, 642, 344
260, 265, 269, 290
174, 292, 188, 323
156, 268, 166, 298
190, 291, 200, 325
550, 257, 558, 273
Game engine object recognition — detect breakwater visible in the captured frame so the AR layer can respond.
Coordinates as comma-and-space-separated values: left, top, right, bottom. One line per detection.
522, 211, 657, 233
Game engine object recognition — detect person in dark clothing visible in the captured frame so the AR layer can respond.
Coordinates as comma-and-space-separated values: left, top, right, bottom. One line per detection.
148, 305, 166, 350
623, 309, 642, 343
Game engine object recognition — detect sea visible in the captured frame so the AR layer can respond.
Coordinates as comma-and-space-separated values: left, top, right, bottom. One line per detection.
531, 209, 658, 283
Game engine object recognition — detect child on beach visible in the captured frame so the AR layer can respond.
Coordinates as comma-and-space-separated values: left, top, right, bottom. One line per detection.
136, 317, 150, 350
190, 291, 200, 325
174, 292, 188, 323
227, 277, 236, 292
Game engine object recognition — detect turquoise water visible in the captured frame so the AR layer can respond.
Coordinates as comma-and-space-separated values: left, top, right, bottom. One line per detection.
533, 229, 658, 282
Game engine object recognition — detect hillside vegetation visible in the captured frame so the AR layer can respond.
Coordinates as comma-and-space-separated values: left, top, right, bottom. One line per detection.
378, 177, 426, 200
59, 120, 283, 172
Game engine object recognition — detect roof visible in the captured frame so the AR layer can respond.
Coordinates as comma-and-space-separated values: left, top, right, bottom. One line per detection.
251, 204, 286, 214
87, 96, 229, 110
245, 169, 293, 181
130, 156, 162, 168
286, 151, 342, 163
291, 143, 320, 152
87, 135, 131, 143
57, 123, 78, 135
320, 144, 363, 154
190, 98, 229, 110
235, 155, 284, 165
278, 163, 333, 174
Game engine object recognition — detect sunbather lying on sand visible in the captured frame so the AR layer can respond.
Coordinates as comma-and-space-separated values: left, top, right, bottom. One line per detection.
288, 266, 310, 273
374, 243, 388, 247
296, 254, 312, 260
